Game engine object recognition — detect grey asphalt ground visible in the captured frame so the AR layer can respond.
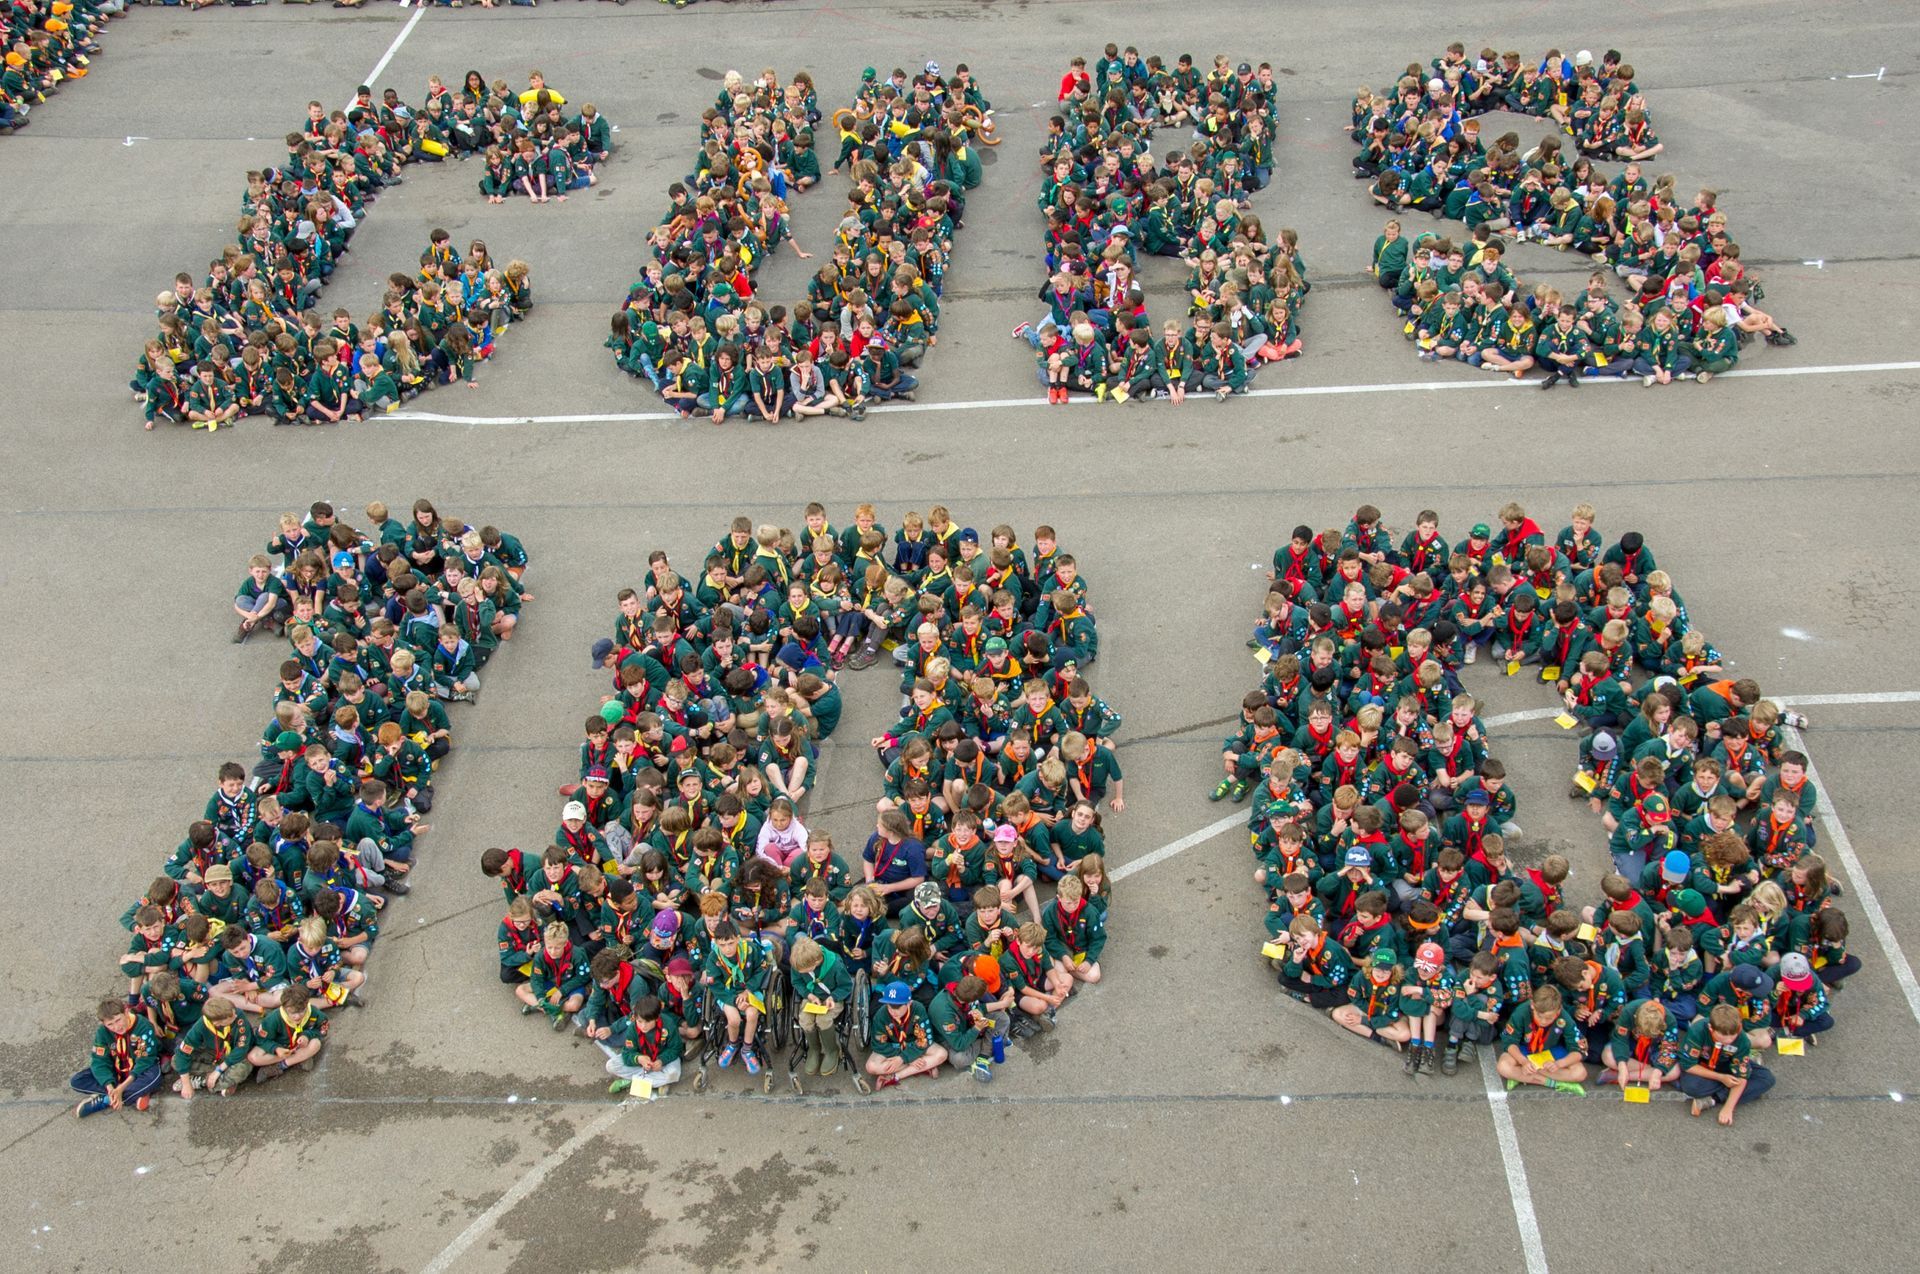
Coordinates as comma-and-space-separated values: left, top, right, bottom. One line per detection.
2, 1, 1918, 1271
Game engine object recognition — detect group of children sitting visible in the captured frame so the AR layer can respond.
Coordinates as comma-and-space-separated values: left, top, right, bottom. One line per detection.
485, 504, 1117, 1094
1356, 45, 1795, 386
605, 63, 991, 423
1238, 499, 1853, 1125
1017, 47, 1305, 404
133, 231, 533, 429
129, 69, 583, 428
71, 500, 530, 1118
1, 0, 110, 134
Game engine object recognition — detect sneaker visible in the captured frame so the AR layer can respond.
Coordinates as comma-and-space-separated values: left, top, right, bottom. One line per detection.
1550, 1080, 1585, 1095
551, 1010, 571, 1032
345, 989, 368, 1009
1011, 321, 1032, 340
72, 1096, 112, 1120
1690, 1096, 1713, 1117
718, 1041, 738, 1069
608, 1077, 631, 1095
135, 1094, 151, 1111
382, 878, 410, 896
1440, 1044, 1461, 1076
1228, 778, 1253, 803
1597, 1068, 1618, 1086
971, 1059, 993, 1084
1784, 710, 1810, 729
1463, 643, 1477, 665
743, 1047, 762, 1076
1210, 777, 1235, 802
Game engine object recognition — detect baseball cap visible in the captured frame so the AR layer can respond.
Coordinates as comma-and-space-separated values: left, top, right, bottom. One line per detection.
331, 552, 354, 571
1415, 942, 1444, 968
984, 636, 1008, 654
994, 825, 1019, 843
1470, 523, 1491, 539
879, 980, 913, 1006
1464, 789, 1491, 806
590, 637, 615, 668
204, 864, 233, 884
1590, 732, 1618, 758
561, 801, 587, 822
652, 910, 682, 938
1779, 954, 1815, 990
1344, 846, 1372, 870
913, 881, 942, 910
665, 955, 693, 977
1237, 62, 1253, 75
1674, 888, 1707, 918
1371, 949, 1397, 968
1730, 964, 1772, 996
1660, 850, 1690, 883
275, 730, 303, 751
584, 766, 610, 783
924, 60, 940, 75
1641, 793, 1671, 820
958, 527, 979, 545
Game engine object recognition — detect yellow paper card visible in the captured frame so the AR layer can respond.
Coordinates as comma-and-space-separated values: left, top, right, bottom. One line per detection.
1389, 646, 1404, 659
1527, 1050, 1554, 1068
1534, 586, 1552, 600
1623, 1085, 1650, 1103
802, 1001, 832, 1015
746, 991, 766, 1013
1573, 771, 1598, 794
1254, 647, 1272, 665
1778, 1037, 1805, 1056
633, 1079, 653, 1100
1073, 952, 1088, 965
1592, 352, 1609, 368
1576, 924, 1598, 943
1679, 672, 1700, 686
1554, 712, 1579, 730
1541, 665, 1562, 682
1505, 660, 1521, 677
1260, 941, 1287, 960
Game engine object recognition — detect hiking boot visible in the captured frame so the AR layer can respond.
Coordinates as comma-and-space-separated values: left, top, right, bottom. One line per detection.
1403, 1046, 1420, 1076
1417, 1047, 1438, 1077
1440, 1042, 1461, 1075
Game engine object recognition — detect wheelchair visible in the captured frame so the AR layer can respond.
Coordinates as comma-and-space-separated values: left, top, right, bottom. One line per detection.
691, 934, 788, 1093
783, 966, 872, 1095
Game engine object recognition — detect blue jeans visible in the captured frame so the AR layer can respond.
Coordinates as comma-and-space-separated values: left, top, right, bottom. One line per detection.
70, 1067, 164, 1101
1679, 1064, 1774, 1105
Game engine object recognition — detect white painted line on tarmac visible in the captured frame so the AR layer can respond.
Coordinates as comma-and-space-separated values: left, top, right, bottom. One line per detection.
1775, 690, 1920, 708
350, 5, 426, 108
1480, 1051, 1552, 1274
418, 1099, 630, 1274
1111, 812, 1244, 881
1781, 723, 1920, 1030
384, 359, 1920, 428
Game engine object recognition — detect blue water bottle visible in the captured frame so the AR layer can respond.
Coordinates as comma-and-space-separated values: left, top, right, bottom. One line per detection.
991, 1033, 1007, 1064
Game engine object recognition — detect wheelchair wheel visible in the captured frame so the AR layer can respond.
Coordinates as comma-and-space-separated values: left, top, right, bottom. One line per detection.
766, 964, 791, 1050
851, 968, 873, 1051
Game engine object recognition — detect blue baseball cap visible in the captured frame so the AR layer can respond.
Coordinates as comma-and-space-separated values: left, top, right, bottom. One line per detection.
331, 552, 355, 571
1343, 846, 1372, 870
1660, 850, 1690, 883
879, 981, 913, 1006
